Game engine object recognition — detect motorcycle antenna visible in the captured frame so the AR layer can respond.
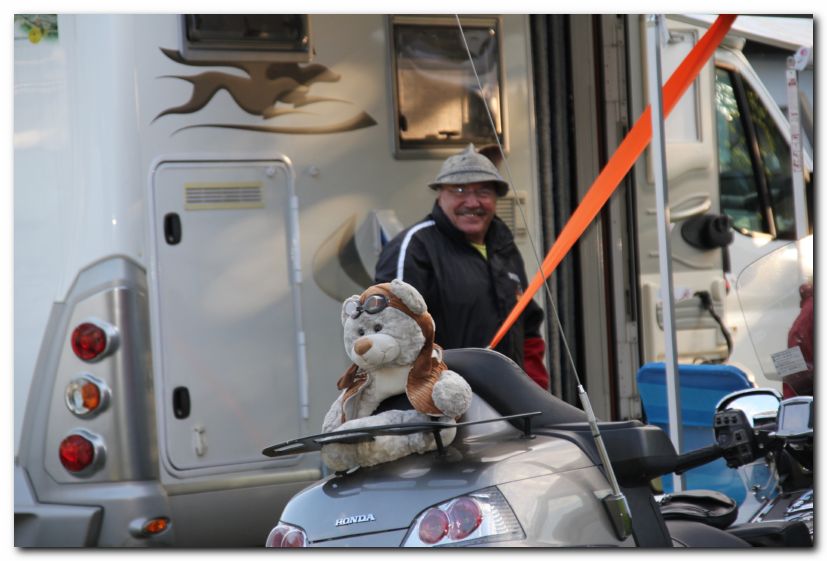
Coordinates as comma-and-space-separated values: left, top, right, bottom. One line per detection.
454, 15, 633, 541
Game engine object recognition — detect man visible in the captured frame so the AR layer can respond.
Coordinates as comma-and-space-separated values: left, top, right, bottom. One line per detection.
375, 144, 549, 389
783, 282, 813, 397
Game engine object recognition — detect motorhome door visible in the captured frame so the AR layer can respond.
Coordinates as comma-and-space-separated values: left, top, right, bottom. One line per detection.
636, 17, 729, 364
151, 160, 304, 472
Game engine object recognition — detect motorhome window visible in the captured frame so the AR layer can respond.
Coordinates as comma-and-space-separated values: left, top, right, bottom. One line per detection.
715, 69, 768, 234
390, 16, 504, 157
183, 15, 310, 61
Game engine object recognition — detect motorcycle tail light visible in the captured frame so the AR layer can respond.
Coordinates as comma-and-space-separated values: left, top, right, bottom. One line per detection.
402, 487, 524, 547
265, 522, 307, 548
448, 497, 482, 540
418, 508, 450, 544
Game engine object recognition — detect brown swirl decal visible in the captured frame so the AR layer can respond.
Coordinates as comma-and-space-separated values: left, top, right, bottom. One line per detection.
155, 48, 376, 134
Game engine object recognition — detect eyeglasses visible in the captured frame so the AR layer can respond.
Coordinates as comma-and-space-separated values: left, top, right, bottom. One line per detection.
443, 185, 497, 200
344, 294, 390, 319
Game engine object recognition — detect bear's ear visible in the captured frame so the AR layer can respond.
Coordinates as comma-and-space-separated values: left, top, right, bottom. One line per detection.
389, 279, 427, 315
341, 295, 359, 326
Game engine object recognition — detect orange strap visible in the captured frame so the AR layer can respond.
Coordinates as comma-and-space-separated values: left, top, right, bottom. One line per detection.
490, 15, 737, 349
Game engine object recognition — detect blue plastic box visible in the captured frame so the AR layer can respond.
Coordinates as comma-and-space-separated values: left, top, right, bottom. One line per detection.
636, 362, 753, 503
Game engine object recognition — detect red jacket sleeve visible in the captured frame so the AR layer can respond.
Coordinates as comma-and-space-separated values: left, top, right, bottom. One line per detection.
523, 336, 549, 390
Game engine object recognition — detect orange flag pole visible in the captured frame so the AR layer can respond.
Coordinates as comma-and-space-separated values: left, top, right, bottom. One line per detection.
490, 15, 737, 349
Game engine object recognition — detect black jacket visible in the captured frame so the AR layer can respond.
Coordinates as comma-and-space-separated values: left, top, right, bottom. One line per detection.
375, 202, 543, 367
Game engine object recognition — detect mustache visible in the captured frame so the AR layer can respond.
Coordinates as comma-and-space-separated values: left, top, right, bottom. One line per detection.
455, 208, 489, 217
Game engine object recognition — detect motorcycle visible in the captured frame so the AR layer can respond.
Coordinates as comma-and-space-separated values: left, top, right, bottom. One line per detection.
699, 235, 813, 542
261, 239, 812, 547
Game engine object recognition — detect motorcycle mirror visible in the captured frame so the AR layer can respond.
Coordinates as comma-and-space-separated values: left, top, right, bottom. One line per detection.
716, 388, 782, 428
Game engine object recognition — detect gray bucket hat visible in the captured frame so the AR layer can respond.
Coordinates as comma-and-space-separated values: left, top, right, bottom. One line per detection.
428, 144, 509, 197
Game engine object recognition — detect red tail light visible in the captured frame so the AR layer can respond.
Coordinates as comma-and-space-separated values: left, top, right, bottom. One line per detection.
58, 430, 105, 475
403, 487, 524, 547
447, 497, 483, 540
71, 320, 118, 362
418, 508, 450, 544
59, 434, 95, 472
265, 522, 307, 547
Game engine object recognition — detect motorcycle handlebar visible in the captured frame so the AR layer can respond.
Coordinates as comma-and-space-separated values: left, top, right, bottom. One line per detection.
673, 445, 724, 475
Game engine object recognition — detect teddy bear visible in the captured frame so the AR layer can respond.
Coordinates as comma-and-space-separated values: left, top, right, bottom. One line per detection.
320, 279, 473, 472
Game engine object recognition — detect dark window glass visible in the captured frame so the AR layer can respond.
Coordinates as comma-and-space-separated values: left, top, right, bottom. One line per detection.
715, 68, 767, 234
185, 15, 309, 54
392, 18, 503, 153
744, 81, 796, 239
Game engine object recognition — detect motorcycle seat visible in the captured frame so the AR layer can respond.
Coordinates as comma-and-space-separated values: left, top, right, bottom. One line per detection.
443, 347, 588, 426
442, 348, 681, 485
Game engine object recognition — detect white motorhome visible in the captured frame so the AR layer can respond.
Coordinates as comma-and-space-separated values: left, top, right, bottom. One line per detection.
13, 14, 811, 546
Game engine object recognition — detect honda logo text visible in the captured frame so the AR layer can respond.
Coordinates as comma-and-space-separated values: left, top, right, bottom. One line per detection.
335, 513, 377, 527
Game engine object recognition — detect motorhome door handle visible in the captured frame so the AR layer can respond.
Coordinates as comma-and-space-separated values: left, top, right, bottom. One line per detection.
173, 387, 191, 419
646, 193, 711, 223
164, 213, 182, 245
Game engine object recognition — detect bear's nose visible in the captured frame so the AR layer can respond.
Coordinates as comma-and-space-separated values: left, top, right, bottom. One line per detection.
354, 339, 373, 356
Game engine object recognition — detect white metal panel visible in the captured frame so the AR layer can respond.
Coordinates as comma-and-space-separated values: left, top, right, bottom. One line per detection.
153, 160, 302, 471
676, 15, 813, 50
636, 17, 725, 364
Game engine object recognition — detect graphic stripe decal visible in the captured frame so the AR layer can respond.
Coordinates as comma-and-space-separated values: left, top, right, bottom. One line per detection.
397, 220, 435, 281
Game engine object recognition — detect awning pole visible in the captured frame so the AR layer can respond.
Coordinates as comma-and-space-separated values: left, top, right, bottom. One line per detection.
786, 45, 811, 280
646, 14, 684, 492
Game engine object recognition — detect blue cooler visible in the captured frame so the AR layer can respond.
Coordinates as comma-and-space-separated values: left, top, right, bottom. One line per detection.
636, 362, 753, 503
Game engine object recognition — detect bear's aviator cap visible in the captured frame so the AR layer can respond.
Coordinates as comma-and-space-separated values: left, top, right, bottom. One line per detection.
338, 282, 445, 418
428, 143, 509, 197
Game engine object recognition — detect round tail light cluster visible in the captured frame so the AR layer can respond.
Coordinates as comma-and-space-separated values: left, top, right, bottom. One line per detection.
71, 320, 119, 362
403, 487, 524, 547
265, 522, 307, 547
418, 498, 482, 545
58, 430, 105, 476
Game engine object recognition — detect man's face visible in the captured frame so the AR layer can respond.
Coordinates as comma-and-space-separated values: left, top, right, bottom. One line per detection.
436, 182, 498, 244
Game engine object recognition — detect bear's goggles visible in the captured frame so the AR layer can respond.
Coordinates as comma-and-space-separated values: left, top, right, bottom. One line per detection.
344, 294, 390, 319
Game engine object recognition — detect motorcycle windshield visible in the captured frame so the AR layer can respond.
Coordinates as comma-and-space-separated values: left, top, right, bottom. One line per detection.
735, 235, 813, 383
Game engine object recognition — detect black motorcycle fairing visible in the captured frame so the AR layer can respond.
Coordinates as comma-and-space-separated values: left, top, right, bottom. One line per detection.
727, 520, 812, 547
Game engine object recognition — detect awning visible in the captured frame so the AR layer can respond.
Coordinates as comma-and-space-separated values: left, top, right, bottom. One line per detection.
673, 14, 812, 51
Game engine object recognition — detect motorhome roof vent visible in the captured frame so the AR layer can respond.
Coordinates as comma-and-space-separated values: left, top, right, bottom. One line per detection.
185, 182, 264, 210
495, 190, 528, 239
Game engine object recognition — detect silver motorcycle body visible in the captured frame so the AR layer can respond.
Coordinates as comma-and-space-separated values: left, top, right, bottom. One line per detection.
279, 393, 631, 547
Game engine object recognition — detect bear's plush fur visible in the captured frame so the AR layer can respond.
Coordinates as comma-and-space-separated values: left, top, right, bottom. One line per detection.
320, 279, 472, 472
